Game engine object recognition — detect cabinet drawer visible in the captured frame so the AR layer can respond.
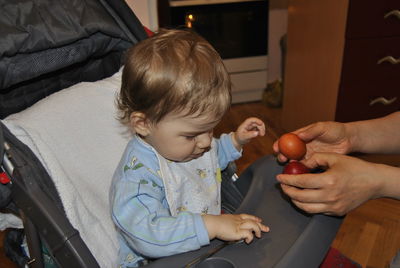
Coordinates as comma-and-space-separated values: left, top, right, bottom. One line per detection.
340, 37, 400, 86
335, 83, 399, 123
346, 0, 400, 38
336, 36, 400, 122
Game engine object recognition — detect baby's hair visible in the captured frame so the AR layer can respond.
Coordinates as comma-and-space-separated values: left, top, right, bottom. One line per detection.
117, 28, 232, 125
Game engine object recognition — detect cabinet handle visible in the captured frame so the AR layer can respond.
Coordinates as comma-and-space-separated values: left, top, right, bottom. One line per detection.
384, 10, 400, 19
369, 97, 397, 106
377, 56, 400, 65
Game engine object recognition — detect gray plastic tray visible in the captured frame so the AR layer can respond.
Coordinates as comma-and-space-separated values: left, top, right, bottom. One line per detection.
145, 155, 343, 268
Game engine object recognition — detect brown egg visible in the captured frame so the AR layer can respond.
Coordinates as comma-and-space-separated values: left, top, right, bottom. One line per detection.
278, 133, 306, 160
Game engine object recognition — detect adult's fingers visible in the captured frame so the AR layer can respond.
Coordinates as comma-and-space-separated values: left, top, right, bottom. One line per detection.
291, 199, 329, 214
291, 199, 346, 216
277, 172, 327, 189
302, 152, 337, 169
279, 183, 327, 204
294, 122, 326, 143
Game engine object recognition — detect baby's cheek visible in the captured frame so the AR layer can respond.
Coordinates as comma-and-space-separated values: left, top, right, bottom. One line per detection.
172, 143, 197, 161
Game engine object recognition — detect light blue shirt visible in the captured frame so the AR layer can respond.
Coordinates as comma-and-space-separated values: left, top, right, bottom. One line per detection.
110, 133, 241, 267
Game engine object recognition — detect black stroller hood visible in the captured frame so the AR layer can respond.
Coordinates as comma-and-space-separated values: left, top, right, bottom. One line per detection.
0, 0, 147, 118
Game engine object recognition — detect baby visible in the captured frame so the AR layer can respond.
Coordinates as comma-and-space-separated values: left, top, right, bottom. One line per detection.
110, 28, 269, 267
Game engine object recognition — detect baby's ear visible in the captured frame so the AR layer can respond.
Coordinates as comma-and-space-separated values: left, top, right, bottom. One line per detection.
130, 112, 151, 136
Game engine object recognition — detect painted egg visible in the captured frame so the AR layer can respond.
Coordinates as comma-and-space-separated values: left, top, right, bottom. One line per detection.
283, 161, 310, 174
278, 133, 306, 160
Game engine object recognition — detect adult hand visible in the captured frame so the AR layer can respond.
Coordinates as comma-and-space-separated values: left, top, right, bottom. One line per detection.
273, 121, 352, 163
276, 153, 382, 216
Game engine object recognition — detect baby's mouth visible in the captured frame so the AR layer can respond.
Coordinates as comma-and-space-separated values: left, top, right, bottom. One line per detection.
192, 147, 211, 158
191, 152, 204, 158
192, 147, 210, 158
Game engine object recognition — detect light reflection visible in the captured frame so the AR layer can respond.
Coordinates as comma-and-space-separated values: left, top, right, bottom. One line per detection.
185, 13, 195, 28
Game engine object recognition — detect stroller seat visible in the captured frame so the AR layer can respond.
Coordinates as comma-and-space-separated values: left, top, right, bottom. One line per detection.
2, 70, 128, 267
1, 68, 343, 267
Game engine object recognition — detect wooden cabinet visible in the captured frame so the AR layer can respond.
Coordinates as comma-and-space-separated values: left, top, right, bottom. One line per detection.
282, 0, 400, 131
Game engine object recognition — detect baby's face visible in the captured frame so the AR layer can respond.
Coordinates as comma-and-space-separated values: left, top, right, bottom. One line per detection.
143, 112, 221, 162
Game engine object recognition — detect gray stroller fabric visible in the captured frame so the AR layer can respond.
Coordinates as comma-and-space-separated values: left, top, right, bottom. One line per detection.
0, 0, 147, 118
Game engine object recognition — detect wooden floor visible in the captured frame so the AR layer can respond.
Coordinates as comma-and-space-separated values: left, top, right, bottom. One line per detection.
1, 101, 399, 267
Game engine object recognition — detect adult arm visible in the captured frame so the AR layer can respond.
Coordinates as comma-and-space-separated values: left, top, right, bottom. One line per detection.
345, 111, 400, 154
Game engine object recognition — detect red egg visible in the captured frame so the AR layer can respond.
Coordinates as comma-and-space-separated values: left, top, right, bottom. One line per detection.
278, 133, 306, 160
283, 161, 310, 175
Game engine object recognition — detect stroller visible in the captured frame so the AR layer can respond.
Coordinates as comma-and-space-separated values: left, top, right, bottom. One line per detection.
0, 0, 343, 267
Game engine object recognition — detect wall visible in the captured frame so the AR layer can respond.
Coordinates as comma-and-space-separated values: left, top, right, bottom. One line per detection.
268, 0, 288, 83
125, 0, 158, 31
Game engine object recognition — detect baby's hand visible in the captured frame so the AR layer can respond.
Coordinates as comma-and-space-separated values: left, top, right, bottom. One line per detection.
202, 213, 269, 244
232, 117, 266, 150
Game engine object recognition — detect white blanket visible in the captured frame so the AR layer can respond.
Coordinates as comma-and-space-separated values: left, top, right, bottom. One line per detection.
2, 69, 131, 267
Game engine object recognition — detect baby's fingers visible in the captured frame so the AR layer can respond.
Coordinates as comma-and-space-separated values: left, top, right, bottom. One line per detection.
259, 223, 270, 233
240, 220, 269, 240
241, 221, 262, 239
239, 229, 254, 244
248, 121, 266, 136
239, 213, 262, 222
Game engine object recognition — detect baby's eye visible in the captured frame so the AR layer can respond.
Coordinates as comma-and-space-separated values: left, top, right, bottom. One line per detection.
184, 135, 196, 140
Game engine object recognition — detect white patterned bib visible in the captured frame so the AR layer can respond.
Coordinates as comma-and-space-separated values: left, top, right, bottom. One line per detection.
155, 140, 222, 217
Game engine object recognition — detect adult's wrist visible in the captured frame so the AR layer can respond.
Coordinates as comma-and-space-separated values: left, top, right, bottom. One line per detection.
344, 122, 361, 154
375, 163, 400, 199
